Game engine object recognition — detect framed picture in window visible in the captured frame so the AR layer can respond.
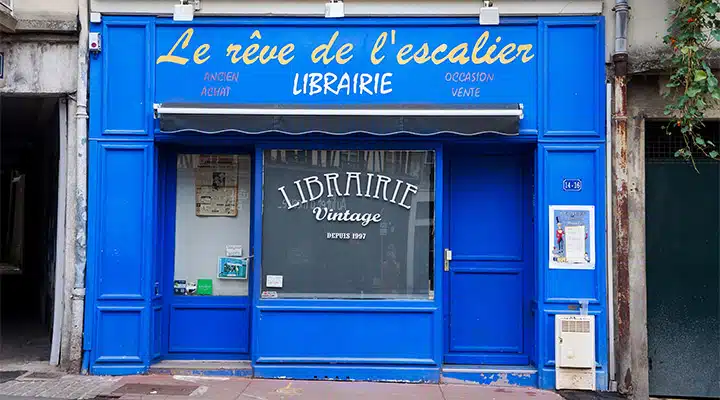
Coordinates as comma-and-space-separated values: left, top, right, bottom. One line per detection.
217, 256, 248, 279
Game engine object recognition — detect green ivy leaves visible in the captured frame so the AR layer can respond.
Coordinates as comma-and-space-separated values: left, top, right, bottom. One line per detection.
705, 1, 720, 15
663, 0, 720, 165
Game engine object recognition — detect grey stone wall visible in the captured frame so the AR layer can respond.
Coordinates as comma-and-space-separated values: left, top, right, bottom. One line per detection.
0, 34, 77, 94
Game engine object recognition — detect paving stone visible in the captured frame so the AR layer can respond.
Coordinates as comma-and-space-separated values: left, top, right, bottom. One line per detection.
441, 384, 564, 400
558, 390, 626, 399
0, 374, 120, 399
20, 371, 65, 380
111, 383, 198, 396
243, 379, 445, 400
0, 373, 588, 400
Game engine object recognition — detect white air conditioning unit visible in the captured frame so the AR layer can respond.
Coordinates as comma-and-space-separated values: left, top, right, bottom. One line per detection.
555, 314, 596, 390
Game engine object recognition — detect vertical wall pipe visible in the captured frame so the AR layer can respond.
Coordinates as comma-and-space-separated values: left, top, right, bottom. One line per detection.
612, 0, 631, 395
614, 0, 629, 56
605, 81, 616, 391
61, 0, 89, 373
75, 0, 89, 291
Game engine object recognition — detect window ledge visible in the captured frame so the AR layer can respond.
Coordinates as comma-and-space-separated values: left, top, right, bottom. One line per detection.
12, 12, 77, 32
0, 8, 17, 33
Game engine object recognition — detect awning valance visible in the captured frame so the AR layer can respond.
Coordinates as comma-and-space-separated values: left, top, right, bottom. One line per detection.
154, 103, 523, 137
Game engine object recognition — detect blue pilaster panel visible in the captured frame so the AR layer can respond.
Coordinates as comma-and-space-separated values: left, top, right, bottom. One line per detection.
536, 16, 607, 390
86, 141, 155, 374
539, 17, 605, 140
89, 18, 155, 139
536, 144, 608, 389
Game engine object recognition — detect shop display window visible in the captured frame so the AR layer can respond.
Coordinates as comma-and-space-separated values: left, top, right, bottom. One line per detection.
261, 150, 435, 300
173, 154, 252, 297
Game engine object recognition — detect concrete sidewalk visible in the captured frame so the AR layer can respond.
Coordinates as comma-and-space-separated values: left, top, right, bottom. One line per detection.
0, 373, 565, 400
96, 375, 564, 400
0, 397, 62, 400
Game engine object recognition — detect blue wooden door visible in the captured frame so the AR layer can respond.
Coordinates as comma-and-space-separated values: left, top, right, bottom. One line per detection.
159, 151, 253, 360
444, 150, 532, 365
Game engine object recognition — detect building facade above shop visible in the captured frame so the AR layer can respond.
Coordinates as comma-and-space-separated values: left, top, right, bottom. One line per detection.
90, 0, 603, 17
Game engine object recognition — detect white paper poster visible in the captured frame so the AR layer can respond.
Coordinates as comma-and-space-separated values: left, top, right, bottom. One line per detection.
194, 155, 239, 217
266, 275, 284, 288
564, 225, 586, 263
549, 205, 595, 270
225, 245, 243, 257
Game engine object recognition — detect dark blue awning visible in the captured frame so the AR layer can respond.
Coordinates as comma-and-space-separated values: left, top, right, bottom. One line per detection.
154, 103, 523, 137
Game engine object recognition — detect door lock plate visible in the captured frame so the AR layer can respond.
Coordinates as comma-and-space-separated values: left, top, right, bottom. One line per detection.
444, 249, 452, 271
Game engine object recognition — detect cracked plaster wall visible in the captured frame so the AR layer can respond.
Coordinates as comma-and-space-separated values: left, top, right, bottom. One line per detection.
628, 74, 720, 119
0, 36, 77, 94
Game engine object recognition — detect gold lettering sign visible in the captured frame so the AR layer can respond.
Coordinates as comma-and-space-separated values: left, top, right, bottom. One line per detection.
156, 28, 535, 67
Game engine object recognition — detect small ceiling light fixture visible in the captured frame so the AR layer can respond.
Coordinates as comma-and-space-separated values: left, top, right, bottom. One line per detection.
325, 0, 345, 18
479, 1, 500, 26
173, 0, 195, 22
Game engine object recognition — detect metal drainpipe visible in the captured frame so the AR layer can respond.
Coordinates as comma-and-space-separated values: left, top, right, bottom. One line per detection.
605, 80, 616, 391
68, 0, 90, 374
612, 0, 630, 395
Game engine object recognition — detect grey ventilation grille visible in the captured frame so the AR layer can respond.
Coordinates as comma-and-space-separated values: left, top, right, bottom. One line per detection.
561, 319, 591, 333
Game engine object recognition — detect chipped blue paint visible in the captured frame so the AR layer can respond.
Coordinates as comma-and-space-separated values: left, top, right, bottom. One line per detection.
149, 369, 253, 377
442, 367, 537, 387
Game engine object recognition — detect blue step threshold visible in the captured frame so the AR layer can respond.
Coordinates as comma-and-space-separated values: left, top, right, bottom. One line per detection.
149, 362, 538, 387
441, 365, 538, 386
149, 360, 253, 377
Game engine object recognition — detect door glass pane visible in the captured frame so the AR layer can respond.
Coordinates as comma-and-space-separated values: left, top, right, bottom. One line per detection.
174, 154, 251, 296
261, 150, 435, 300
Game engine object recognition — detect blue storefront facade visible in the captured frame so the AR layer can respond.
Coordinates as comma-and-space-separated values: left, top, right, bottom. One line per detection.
85, 15, 608, 390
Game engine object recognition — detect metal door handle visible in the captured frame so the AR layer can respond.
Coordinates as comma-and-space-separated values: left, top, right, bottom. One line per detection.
444, 248, 452, 271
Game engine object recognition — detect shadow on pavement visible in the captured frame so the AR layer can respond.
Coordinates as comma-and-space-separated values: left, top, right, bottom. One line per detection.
558, 390, 627, 400
0, 372, 25, 385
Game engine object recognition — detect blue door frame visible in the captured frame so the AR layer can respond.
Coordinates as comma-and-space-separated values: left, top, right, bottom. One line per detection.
156, 144, 255, 361
442, 145, 535, 366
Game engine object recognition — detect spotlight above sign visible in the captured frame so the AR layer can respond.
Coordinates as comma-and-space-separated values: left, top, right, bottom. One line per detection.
479, 1, 500, 26
325, 0, 345, 18
173, 0, 200, 22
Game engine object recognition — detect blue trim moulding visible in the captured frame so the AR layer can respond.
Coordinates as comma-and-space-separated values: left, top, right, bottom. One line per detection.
85, 15, 608, 391
254, 365, 440, 383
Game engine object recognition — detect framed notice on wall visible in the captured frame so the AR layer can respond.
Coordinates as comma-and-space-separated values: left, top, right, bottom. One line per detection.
194, 155, 239, 217
549, 205, 595, 270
